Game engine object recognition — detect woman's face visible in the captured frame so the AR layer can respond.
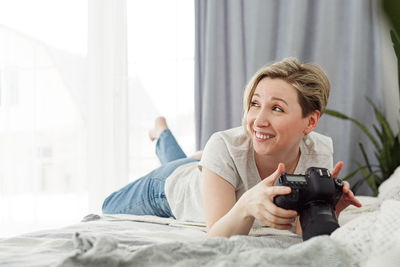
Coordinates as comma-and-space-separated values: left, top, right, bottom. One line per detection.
246, 77, 312, 157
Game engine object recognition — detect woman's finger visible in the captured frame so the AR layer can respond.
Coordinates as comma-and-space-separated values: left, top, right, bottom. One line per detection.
355, 201, 362, 207
342, 181, 350, 193
347, 189, 354, 199
260, 217, 293, 230
266, 186, 291, 198
351, 197, 362, 207
265, 201, 298, 218
331, 161, 344, 178
263, 163, 286, 185
343, 193, 362, 207
262, 212, 296, 225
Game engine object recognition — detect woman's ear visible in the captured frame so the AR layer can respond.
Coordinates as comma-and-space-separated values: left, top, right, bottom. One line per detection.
304, 110, 320, 134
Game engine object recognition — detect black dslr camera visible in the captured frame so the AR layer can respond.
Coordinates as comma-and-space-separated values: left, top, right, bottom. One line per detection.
273, 167, 344, 241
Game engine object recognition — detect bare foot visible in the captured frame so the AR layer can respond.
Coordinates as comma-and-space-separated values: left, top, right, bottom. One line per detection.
149, 116, 168, 141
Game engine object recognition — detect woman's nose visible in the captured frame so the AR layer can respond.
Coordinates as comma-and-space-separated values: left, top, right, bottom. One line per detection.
254, 110, 270, 127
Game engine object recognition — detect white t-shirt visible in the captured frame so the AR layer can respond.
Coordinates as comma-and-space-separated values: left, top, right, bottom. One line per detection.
164, 127, 333, 223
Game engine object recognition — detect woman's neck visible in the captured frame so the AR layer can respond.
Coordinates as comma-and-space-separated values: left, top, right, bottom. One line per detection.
255, 148, 301, 180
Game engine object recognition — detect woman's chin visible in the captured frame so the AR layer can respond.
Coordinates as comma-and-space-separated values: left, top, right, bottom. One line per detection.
253, 139, 276, 154
253, 145, 275, 156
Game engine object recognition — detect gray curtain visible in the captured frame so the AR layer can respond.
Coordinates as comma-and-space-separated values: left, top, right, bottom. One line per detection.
195, 0, 399, 195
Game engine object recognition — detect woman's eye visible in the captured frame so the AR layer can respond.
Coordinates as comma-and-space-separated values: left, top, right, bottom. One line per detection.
272, 106, 283, 112
250, 101, 259, 107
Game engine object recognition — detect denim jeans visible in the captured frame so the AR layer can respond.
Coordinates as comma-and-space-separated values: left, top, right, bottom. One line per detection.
102, 129, 199, 218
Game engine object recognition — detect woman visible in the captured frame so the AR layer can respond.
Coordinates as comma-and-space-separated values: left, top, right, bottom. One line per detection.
102, 58, 361, 237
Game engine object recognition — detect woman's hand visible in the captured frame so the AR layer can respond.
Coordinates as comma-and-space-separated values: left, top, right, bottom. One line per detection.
331, 161, 362, 217
239, 163, 298, 230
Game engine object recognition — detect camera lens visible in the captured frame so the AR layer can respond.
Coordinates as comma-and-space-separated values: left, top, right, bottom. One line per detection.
299, 201, 340, 241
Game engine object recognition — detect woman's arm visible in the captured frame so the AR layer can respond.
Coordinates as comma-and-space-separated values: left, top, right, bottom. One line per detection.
202, 168, 254, 237
202, 164, 298, 238
189, 151, 203, 159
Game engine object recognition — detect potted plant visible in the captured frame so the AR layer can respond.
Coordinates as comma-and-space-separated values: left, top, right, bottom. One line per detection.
325, 0, 400, 195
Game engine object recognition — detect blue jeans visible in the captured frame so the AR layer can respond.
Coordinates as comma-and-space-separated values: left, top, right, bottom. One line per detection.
102, 129, 199, 218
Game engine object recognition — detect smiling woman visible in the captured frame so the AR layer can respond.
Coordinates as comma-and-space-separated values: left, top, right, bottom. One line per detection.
202, 58, 361, 237
102, 58, 362, 239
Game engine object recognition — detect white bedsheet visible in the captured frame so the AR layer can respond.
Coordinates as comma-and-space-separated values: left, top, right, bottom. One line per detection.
58, 198, 400, 267
0, 215, 206, 267
1, 166, 400, 267
1, 196, 396, 267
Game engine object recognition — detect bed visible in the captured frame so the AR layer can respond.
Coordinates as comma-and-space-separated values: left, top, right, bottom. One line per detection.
1, 167, 400, 267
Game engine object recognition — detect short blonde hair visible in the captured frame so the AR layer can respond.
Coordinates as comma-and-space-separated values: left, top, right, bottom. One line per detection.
242, 58, 330, 134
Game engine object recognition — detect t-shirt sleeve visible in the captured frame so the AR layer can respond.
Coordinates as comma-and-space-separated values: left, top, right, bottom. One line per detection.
198, 133, 240, 188
326, 137, 334, 170
314, 133, 334, 170
299, 132, 334, 174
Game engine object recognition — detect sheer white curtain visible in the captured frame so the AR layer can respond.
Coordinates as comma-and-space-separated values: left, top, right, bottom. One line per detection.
0, 0, 90, 237
0, 0, 194, 237
126, 0, 195, 181
87, 0, 128, 214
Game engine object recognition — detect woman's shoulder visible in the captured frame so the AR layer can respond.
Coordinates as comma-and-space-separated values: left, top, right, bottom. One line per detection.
301, 132, 333, 155
296, 132, 334, 173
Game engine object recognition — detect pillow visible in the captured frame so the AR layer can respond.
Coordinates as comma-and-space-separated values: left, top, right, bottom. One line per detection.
338, 196, 380, 226
378, 166, 400, 202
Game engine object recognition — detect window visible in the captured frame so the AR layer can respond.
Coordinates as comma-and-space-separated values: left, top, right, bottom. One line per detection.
127, 0, 195, 179
0, 0, 195, 237
0, 0, 88, 237
0, 71, 2, 106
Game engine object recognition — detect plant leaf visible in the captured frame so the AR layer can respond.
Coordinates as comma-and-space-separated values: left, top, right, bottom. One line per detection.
325, 109, 381, 151
358, 164, 378, 195
374, 151, 389, 179
366, 97, 394, 141
342, 165, 367, 181
359, 142, 374, 174
387, 134, 400, 178
389, 30, 400, 92
325, 109, 349, 120
373, 124, 384, 144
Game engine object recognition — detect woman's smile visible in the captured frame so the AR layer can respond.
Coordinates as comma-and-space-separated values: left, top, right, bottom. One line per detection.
254, 131, 275, 142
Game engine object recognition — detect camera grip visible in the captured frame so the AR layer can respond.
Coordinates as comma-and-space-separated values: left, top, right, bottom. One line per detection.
273, 190, 299, 211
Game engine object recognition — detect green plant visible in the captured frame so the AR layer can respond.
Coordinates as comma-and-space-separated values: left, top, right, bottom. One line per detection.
325, 102, 400, 195
383, 0, 400, 91
325, 0, 400, 195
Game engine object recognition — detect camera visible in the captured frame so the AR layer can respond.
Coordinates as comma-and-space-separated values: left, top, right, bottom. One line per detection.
273, 167, 344, 241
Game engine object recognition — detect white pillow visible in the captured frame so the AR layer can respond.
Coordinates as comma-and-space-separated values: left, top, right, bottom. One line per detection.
378, 166, 400, 202
338, 196, 380, 226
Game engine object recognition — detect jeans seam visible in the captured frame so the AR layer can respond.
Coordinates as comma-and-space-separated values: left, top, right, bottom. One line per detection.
122, 189, 166, 215
122, 198, 149, 214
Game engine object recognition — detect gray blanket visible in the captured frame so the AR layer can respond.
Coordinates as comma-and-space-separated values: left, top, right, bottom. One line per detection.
59, 233, 350, 267
2, 198, 400, 267
58, 199, 400, 267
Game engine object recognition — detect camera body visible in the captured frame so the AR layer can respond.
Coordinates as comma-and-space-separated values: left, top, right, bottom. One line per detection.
273, 167, 344, 241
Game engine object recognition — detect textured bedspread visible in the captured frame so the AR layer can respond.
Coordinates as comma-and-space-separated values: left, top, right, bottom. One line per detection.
0, 215, 206, 266
59, 199, 400, 267
1, 197, 400, 267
